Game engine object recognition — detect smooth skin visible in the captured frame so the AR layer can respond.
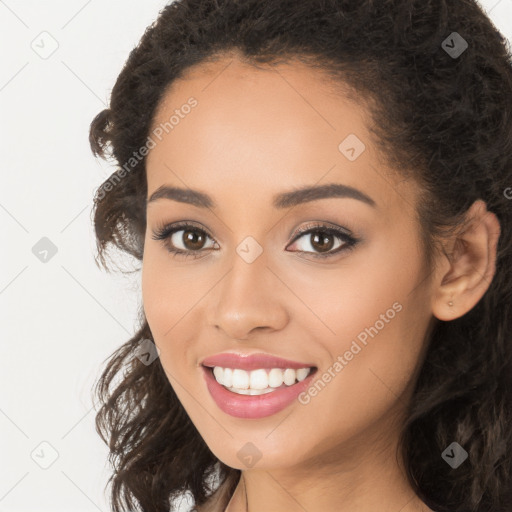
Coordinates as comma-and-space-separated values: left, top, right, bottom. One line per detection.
141, 54, 500, 512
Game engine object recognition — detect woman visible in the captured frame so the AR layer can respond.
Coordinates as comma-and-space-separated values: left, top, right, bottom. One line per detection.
89, 1, 512, 511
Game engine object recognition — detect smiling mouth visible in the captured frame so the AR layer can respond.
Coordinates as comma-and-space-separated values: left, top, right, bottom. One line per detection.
204, 365, 318, 395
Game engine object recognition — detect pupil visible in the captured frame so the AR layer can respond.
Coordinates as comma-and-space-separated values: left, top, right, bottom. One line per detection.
312, 232, 333, 252
184, 230, 204, 250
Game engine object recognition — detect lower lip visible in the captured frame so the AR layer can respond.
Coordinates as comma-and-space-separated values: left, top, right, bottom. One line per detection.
201, 366, 317, 419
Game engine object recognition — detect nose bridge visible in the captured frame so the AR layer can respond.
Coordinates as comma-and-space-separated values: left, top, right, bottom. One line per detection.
208, 237, 289, 339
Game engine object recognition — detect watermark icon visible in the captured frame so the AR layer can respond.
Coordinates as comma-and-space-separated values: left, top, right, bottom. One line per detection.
298, 301, 403, 405
441, 32, 468, 59
31, 31, 59, 60
441, 442, 468, 468
339, 133, 366, 161
236, 236, 264, 264
96, 97, 198, 201
133, 338, 161, 365
237, 442, 262, 468
30, 441, 59, 469
503, 187, 512, 200
32, 237, 58, 263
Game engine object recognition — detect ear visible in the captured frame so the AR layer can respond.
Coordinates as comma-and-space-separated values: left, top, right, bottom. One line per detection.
431, 199, 501, 321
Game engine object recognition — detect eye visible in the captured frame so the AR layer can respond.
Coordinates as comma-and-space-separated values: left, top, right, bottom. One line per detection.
151, 221, 217, 259
286, 222, 358, 259
151, 220, 359, 260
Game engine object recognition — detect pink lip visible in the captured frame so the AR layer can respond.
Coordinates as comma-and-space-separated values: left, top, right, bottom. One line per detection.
200, 352, 316, 371
201, 365, 318, 419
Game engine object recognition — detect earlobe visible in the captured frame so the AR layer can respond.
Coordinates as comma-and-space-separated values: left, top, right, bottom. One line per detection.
432, 200, 501, 321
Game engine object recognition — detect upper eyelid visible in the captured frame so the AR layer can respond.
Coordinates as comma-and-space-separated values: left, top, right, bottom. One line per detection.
292, 221, 353, 237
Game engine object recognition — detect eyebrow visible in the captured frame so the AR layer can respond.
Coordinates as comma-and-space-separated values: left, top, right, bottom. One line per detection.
147, 183, 376, 209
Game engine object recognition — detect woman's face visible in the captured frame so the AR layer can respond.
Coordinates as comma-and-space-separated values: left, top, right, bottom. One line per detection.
142, 56, 435, 471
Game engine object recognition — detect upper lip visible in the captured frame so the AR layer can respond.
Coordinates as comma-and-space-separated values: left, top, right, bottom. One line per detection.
201, 352, 316, 371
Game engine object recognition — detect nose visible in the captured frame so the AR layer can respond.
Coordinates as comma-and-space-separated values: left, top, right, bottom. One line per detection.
207, 249, 289, 341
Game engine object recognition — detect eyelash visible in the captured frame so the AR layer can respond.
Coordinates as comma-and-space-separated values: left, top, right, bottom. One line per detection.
151, 221, 359, 260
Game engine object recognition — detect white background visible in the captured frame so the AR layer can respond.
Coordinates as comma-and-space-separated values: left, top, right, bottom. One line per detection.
1, 1, 511, 511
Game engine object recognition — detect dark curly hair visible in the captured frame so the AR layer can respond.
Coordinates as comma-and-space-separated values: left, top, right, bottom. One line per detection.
89, 1, 512, 511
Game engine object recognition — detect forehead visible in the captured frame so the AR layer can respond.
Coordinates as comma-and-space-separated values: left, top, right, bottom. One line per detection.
150, 56, 364, 142
145, 56, 417, 215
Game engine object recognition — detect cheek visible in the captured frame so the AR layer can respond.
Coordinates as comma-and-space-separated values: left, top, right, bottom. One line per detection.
297, 229, 429, 432
142, 237, 193, 320
141, 246, 186, 351
141, 243, 212, 375
142, 249, 168, 333
299, 224, 424, 350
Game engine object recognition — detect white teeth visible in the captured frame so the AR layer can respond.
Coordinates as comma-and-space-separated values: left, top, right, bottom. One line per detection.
232, 368, 250, 389
223, 367, 233, 387
283, 368, 296, 386
249, 369, 269, 390
268, 368, 284, 388
213, 366, 223, 383
211, 366, 313, 391
226, 386, 277, 395
296, 368, 310, 382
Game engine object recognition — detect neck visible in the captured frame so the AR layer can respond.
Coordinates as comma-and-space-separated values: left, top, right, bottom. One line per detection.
224, 418, 435, 512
